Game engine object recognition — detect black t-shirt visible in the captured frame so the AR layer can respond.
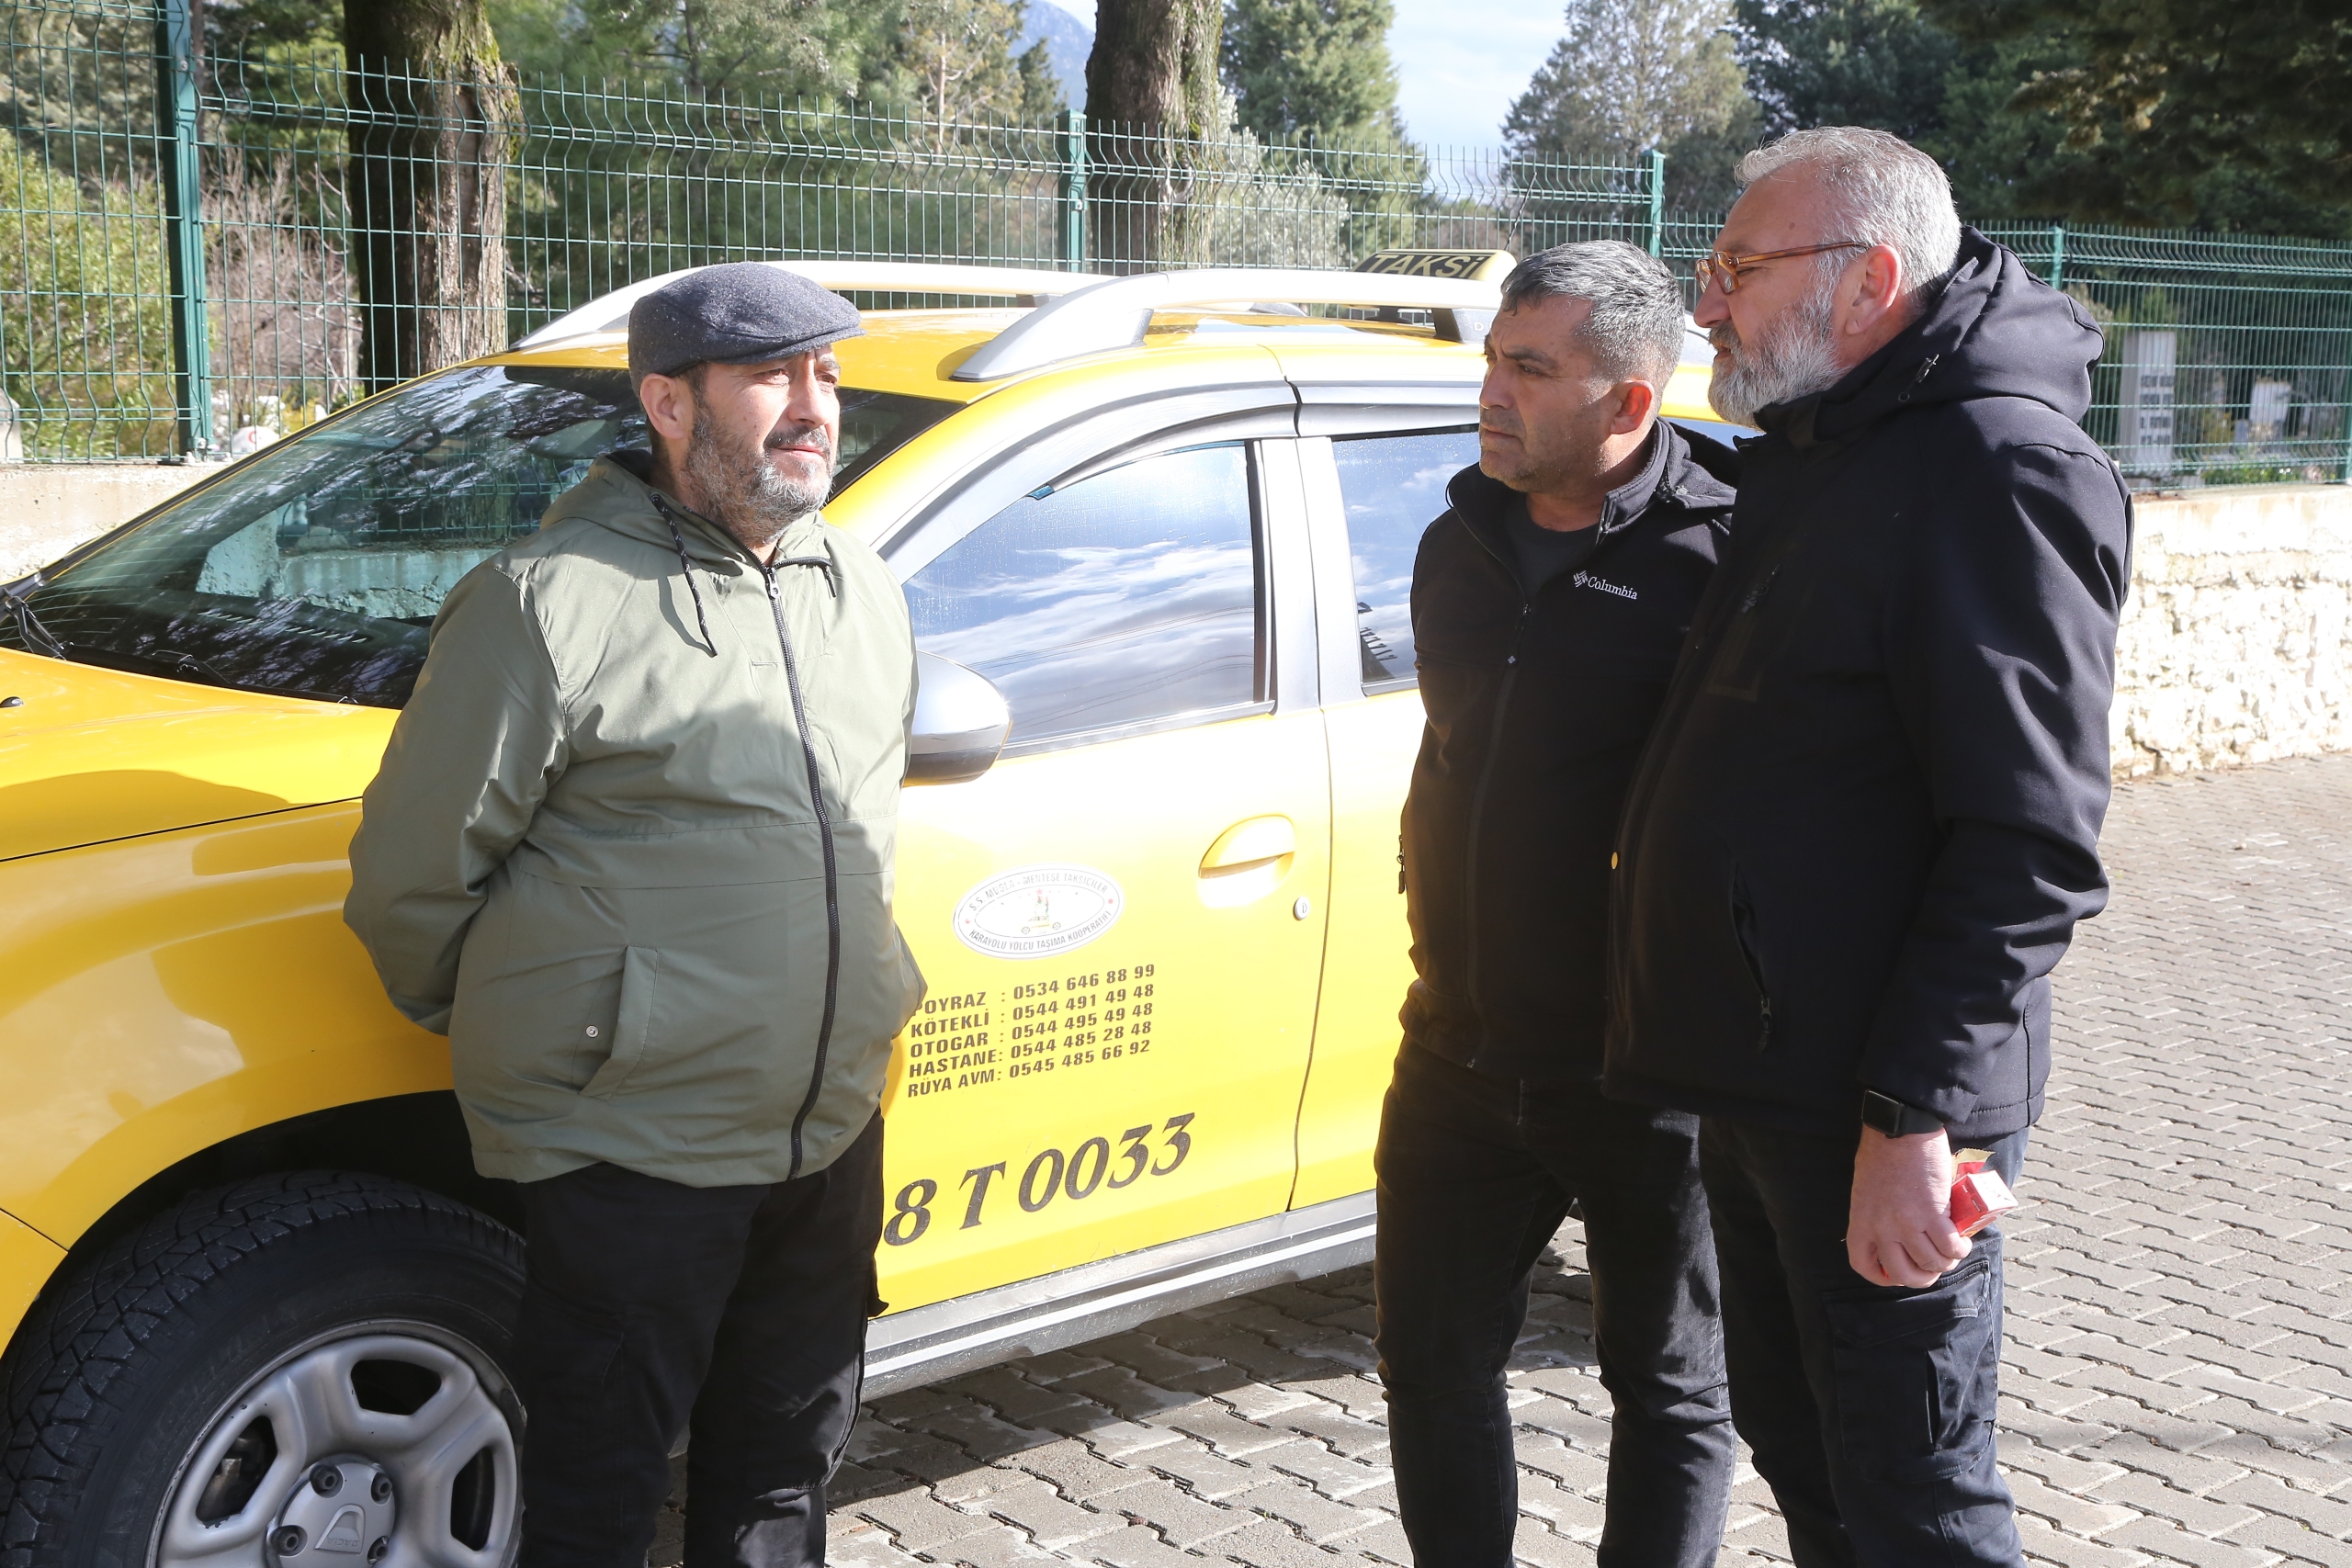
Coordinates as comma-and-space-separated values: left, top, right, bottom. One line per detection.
1503, 494, 1600, 593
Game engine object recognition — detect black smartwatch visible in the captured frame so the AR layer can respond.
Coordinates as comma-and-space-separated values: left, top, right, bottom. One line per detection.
1860, 1089, 1942, 1138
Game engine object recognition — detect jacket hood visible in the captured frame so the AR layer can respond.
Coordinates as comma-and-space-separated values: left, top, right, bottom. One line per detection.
1766, 227, 2104, 452
1443, 419, 1736, 542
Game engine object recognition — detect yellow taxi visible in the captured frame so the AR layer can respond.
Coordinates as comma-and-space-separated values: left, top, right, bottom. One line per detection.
0, 253, 1735, 1559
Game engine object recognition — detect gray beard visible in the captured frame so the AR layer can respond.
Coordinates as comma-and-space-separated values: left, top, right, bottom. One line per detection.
682, 407, 833, 551
1707, 281, 1847, 427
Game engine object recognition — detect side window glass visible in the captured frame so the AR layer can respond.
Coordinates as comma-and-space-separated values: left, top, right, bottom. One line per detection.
1331, 428, 1479, 690
906, 444, 1262, 750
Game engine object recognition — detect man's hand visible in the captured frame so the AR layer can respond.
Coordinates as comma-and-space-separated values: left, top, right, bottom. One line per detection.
1846, 1125, 1970, 1287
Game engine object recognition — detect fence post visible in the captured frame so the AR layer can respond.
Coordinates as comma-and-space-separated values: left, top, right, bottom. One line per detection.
1058, 108, 1088, 273
153, 0, 212, 457
2049, 221, 2067, 290
1645, 150, 1667, 259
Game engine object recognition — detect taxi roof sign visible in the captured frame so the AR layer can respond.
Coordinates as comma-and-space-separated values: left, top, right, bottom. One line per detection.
1353, 248, 1516, 283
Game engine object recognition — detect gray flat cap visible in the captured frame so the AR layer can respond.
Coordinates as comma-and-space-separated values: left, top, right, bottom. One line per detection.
628, 263, 864, 378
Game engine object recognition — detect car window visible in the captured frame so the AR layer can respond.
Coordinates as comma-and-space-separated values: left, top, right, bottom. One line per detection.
0, 367, 955, 707
1331, 428, 1479, 690
905, 443, 1261, 750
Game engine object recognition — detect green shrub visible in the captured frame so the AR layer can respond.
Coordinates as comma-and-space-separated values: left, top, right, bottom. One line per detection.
0, 138, 176, 457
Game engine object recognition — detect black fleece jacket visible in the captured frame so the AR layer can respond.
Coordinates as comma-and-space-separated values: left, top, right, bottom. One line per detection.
1400, 422, 1735, 1086
1605, 229, 2133, 1142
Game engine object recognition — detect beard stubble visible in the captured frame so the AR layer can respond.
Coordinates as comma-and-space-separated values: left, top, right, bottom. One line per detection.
682, 403, 836, 553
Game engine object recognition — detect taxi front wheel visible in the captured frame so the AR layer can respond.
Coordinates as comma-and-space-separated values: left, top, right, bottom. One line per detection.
0, 1171, 526, 1568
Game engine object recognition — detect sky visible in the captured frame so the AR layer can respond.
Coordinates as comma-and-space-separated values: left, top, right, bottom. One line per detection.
1029, 0, 1566, 155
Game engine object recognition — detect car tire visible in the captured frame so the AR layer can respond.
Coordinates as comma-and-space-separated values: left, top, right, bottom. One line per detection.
0, 1171, 526, 1568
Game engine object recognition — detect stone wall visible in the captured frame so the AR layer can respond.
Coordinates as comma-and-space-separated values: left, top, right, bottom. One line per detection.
2114, 484, 2352, 778
4, 462, 2347, 781
0, 462, 220, 582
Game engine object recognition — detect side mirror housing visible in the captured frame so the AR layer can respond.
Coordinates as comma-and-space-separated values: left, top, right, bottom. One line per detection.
907, 652, 1011, 784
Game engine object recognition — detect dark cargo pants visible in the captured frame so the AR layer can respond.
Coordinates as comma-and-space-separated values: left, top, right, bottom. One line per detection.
510, 1112, 884, 1568
1700, 1117, 2029, 1567
1374, 1043, 1736, 1567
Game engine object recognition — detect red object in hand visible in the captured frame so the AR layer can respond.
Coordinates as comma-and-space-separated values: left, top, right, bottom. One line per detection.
1950, 1148, 2019, 1237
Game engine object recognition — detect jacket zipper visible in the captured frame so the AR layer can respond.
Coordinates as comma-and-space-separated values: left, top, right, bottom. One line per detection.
1730, 885, 1775, 1049
762, 560, 842, 1179
1458, 596, 1531, 1053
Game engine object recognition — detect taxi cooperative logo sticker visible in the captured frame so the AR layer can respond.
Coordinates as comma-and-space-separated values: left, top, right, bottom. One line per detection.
954, 863, 1125, 959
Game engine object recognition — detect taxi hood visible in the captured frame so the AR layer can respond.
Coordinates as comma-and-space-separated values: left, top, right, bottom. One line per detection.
0, 649, 394, 862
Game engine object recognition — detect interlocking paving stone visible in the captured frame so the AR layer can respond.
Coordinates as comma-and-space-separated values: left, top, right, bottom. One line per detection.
642, 754, 2352, 1565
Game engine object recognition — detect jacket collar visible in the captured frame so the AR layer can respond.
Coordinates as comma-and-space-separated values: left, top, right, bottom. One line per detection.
1751, 227, 2103, 458
560, 449, 831, 570
1444, 419, 1724, 562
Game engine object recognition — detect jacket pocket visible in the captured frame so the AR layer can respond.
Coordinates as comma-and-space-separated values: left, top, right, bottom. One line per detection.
581, 946, 662, 1100
1729, 874, 1774, 1049
1822, 1256, 1997, 1483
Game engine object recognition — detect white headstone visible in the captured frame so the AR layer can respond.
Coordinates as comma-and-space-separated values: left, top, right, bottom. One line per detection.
2247, 379, 2292, 446
2122, 329, 2177, 477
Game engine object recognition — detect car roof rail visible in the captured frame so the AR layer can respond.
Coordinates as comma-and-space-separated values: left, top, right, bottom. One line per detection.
949, 267, 1503, 382
510, 260, 1106, 351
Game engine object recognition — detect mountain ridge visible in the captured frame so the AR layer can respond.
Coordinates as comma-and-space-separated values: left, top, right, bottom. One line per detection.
1015, 2, 1093, 110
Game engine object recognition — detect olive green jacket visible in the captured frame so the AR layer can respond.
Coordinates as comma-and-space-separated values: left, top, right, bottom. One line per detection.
345, 453, 925, 1186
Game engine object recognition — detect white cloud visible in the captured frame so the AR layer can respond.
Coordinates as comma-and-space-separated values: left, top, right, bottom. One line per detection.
1027, 0, 1565, 156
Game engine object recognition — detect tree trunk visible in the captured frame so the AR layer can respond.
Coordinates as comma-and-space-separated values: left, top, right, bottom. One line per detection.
345, 0, 516, 390
1083, 0, 1223, 267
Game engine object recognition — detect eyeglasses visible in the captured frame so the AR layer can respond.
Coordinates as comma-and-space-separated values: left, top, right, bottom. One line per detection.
1696, 241, 1868, 296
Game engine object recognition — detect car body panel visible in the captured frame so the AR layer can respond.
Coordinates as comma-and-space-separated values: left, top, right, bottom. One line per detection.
0, 1210, 64, 1349
874, 711, 1331, 1311
0, 801, 443, 1249
0, 652, 396, 863
1298, 692, 1430, 1204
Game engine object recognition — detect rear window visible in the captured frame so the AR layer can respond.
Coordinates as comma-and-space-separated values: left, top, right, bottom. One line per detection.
0, 367, 953, 706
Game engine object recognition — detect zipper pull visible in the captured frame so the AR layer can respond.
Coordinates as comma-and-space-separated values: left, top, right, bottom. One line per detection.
1506, 602, 1529, 666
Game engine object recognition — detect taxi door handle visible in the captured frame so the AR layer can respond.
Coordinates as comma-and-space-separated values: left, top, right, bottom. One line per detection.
1200, 816, 1296, 875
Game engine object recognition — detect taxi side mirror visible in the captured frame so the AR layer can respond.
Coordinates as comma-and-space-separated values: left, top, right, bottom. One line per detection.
907, 652, 1011, 784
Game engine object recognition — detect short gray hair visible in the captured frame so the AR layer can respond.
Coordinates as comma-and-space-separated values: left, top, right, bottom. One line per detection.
1498, 241, 1685, 385
1736, 127, 1962, 307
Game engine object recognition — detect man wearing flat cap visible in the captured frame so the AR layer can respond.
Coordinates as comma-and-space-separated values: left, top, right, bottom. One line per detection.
346, 263, 925, 1567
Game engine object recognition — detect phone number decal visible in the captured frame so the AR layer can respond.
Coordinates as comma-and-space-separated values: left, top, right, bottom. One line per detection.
882, 1113, 1195, 1247
900, 964, 1160, 1101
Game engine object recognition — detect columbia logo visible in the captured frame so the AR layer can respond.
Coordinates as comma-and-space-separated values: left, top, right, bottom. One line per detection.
1573, 571, 1638, 601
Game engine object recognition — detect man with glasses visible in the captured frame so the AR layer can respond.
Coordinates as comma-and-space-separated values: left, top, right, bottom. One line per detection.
1606, 129, 2132, 1564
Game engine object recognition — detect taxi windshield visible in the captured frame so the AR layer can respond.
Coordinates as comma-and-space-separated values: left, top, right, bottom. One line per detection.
0, 366, 954, 707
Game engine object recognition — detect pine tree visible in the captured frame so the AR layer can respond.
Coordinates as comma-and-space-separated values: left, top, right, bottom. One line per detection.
1922, 0, 2351, 220
345, 0, 517, 387
900, 0, 1034, 130
1735, 0, 1953, 142
1083, 0, 1226, 264
1219, 0, 1399, 143
1506, 0, 1757, 207
486, 0, 906, 104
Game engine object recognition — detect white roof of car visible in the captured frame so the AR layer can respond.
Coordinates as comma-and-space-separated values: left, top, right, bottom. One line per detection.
513, 258, 1504, 382
513, 255, 1710, 384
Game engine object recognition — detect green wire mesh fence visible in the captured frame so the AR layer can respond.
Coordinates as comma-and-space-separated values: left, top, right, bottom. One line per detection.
6, 0, 2351, 486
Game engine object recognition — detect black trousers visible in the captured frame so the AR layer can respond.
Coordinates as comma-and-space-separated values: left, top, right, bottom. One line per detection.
1700, 1117, 2029, 1568
510, 1113, 885, 1568
1374, 1043, 1736, 1568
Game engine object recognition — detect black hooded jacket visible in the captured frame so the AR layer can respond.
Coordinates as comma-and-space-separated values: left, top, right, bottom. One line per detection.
1401, 421, 1735, 1086
1605, 230, 2133, 1142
